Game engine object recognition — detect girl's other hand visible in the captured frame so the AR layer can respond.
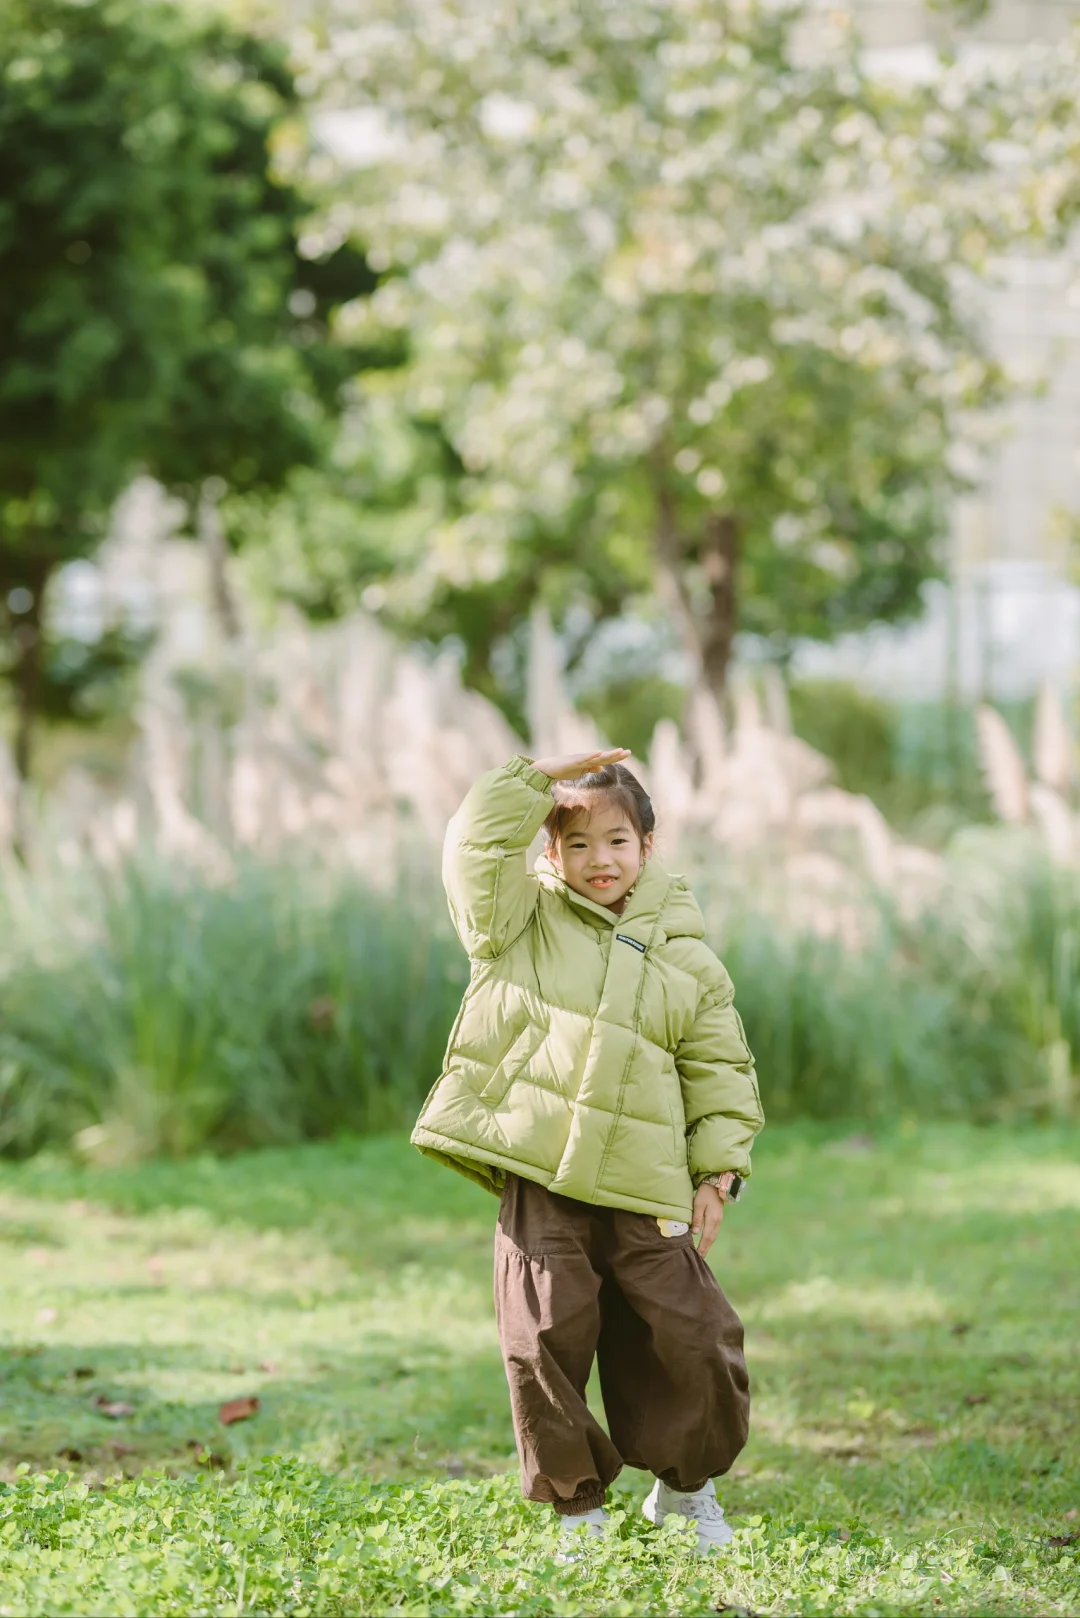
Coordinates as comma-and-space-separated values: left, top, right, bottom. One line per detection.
532, 749, 631, 781
691, 1183, 725, 1258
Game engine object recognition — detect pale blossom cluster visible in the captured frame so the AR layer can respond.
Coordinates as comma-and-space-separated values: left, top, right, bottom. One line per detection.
297, 0, 1080, 599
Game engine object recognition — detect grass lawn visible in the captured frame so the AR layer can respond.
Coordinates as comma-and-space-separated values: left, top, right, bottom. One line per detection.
1, 1122, 1078, 1614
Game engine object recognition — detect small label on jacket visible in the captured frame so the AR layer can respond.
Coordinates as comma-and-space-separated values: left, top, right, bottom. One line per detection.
615, 934, 646, 953
657, 1218, 690, 1238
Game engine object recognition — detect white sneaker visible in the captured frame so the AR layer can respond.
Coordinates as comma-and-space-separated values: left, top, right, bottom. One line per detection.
554, 1505, 608, 1563
642, 1477, 734, 1552
559, 1505, 608, 1539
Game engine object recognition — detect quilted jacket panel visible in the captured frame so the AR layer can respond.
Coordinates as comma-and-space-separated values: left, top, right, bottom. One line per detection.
411, 756, 764, 1221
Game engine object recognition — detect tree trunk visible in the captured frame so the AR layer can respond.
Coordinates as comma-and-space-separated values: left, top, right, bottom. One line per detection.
652, 466, 741, 707
697, 512, 740, 698
9, 555, 54, 859
198, 480, 242, 644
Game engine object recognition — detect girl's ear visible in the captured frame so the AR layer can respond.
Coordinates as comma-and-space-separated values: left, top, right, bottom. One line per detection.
642, 832, 655, 861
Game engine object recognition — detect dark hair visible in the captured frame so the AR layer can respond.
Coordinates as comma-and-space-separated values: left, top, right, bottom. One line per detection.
543, 763, 656, 848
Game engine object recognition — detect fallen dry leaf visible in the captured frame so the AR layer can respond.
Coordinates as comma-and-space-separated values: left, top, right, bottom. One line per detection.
93, 1396, 134, 1419
950, 1321, 972, 1336
1065, 1508, 1079, 1521
57, 1447, 82, 1462
1048, 1533, 1079, 1550
256, 1361, 278, 1374
963, 1393, 989, 1406
307, 995, 336, 1031
218, 1395, 260, 1426
227, 1364, 246, 1374
111, 1442, 136, 1457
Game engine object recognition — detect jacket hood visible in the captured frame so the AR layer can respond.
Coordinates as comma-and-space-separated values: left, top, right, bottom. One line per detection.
533, 852, 706, 940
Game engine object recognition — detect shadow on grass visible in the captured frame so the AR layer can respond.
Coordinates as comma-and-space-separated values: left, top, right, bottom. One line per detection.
1, 1333, 514, 1486
3, 1124, 1079, 1537
3, 1135, 496, 1279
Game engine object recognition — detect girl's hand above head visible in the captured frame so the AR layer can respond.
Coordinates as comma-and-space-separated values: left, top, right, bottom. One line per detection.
691, 1183, 725, 1258
532, 749, 631, 782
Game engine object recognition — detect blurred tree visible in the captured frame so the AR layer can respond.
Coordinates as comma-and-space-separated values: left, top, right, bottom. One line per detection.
0, 0, 374, 807
310, 0, 1080, 706
227, 395, 449, 629
37, 620, 156, 729
140, 24, 387, 641
0, 0, 202, 786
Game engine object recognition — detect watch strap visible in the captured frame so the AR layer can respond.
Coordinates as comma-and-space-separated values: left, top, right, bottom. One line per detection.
701, 1172, 744, 1202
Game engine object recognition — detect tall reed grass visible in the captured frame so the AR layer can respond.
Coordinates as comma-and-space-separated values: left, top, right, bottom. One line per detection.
0, 844, 1074, 1161
0, 853, 467, 1160
713, 838, 1080, 1124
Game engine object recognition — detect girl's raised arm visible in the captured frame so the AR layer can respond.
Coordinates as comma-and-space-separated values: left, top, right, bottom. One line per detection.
442, 750, 628, 959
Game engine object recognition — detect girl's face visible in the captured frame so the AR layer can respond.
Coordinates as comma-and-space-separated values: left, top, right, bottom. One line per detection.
547, 798, 653, 911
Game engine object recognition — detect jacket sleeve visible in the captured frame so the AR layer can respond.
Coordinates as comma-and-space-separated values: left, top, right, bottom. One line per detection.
676, 964, 764, 1182
442, 755, 554, 959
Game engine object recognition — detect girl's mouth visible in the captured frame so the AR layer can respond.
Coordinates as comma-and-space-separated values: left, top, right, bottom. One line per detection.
587, 876, 618, 888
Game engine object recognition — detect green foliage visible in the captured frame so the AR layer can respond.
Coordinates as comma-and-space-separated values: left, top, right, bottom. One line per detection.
0, 0, 369, 774
0, 0, 203, 541
234, 403, 453, 625
1, 1461, 1074, 1615
1, 846, 1079, 1161
35, 619, 154, 726
711, 846, 1080, 1125
313, 0, 1080, 693
142, 39, 379, 507
0, 0, 368, 521
789, 680, 896, 801
715, 913, 1016, 1123
0, 854, 466, 1159
788, 681, 992, 835
578, 675, 687, 764
0, 1126, 1078, 1612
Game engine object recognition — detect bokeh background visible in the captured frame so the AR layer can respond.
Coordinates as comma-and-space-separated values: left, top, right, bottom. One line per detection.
1, 2, 1079, 1612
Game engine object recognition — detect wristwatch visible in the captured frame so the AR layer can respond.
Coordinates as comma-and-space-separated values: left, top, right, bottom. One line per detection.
701, 1172, 744, 1203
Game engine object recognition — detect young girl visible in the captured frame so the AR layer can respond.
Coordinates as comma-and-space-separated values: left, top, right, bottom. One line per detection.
412, 748, 763, 1552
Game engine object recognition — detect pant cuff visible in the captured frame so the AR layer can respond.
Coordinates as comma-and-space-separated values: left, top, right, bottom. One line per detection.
553, 1491, 607, 1517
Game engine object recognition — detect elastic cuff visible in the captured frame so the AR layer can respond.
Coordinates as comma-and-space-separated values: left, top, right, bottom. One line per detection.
553, 1491, 607, 1517
505, 754, 555, 797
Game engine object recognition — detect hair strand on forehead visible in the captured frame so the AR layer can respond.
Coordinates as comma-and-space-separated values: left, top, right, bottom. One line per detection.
543, 763, 656, 848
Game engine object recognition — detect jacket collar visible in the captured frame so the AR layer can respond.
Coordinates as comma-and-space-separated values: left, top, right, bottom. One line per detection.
533, 852, 673, 929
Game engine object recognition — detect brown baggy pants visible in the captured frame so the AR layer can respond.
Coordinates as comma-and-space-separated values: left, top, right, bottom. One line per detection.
494, 1174, 750, 1516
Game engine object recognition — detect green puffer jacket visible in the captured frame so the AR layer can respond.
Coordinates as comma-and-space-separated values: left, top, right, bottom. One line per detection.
411, 756, 763, 1221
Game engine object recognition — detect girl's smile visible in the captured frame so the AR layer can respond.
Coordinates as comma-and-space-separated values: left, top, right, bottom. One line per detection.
548, 799, 654, 913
